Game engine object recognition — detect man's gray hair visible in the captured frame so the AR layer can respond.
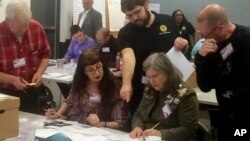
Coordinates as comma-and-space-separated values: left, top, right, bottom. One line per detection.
6, 0, 32, 24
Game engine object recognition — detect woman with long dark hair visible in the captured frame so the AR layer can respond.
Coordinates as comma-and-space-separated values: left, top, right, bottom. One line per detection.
46, 49, 128, 131
172, 10, 196, 60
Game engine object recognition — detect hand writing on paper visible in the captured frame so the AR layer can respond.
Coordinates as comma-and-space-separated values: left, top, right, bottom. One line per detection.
87, 114, 100, 126
45, 109, 61, 119
129, 127, 144, 138
143, 128, 161, 139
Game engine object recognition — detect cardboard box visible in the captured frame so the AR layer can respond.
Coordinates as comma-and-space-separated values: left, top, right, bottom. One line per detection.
0, 93, 20, 140
186, 71, 198, 88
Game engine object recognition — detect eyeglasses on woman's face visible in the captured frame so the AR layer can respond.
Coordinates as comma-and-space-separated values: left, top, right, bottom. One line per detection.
85, 62, 103, 75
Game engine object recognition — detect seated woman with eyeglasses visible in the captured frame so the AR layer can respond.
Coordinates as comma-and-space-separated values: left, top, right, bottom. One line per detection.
130, 52, 199, 141
45, 49, 128, 131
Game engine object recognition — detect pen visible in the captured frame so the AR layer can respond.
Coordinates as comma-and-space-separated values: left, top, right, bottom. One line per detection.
43, 109, 66, 118
151, 122, 160, 129
144, 122, 160, 139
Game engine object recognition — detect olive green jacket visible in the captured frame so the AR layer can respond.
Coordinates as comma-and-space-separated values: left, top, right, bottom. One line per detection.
132, 84, 199, 141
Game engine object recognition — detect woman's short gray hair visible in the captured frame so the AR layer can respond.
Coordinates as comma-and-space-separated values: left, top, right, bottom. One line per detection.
143, 52, 183, 90
6, 0, 32, 24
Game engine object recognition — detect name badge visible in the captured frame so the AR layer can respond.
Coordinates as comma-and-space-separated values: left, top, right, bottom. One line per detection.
220, 43, 234, 60
13, 58, 26, 69
102, 47, 110, 53
89, 94, 101, 103
162, 104, 172, 118
141, 76, 148, 84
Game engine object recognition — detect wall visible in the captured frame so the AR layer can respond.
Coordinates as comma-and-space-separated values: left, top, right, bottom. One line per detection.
149, 0, 250, 27
60, 0, 72, 42
1, 0, 250, 43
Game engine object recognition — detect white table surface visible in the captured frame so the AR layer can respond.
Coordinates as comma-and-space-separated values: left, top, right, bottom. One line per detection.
194, 87, 218, 106
43, 65, 74, 84
6, 112, 135, 141
43, 65, 121, 84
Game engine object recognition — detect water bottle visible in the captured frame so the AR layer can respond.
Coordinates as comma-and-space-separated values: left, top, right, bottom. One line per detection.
70, 59, 75, 68
69, 59, 76, 75
116, 52, 121, 71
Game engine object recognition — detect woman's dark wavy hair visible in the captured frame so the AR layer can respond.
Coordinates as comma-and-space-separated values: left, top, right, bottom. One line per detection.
172, 9, 187, 26
71, 49, 119, 112
121, 0, 147, 13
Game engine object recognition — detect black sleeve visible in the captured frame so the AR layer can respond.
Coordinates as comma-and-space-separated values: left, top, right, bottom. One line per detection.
117, 26, 133, 52
194, 53, 217, 92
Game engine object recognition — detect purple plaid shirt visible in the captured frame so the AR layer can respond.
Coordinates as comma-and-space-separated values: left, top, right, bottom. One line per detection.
65, 90, 128, 131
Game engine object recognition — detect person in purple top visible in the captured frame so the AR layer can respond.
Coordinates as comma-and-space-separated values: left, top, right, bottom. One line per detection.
64, 25, 95, 63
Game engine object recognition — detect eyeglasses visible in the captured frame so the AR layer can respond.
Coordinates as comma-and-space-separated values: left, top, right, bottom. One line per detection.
85, 63, 103, 75
196, 24, 222, 38
125, 6, 143, 20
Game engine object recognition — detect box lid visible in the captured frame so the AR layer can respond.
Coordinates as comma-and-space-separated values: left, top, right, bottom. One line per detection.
0, 93, 20, 110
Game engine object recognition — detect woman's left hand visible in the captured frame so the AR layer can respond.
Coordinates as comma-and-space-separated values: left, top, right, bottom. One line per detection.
86, 114, 100, 126
142, 129, 161, 138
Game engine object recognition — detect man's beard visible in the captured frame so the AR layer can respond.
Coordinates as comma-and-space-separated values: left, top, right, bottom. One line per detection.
134, 10, 151, 28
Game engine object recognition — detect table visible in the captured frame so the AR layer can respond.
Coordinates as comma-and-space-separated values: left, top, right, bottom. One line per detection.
43, 65, 74, 84
194, 88, 218, 106
6, 112, 134, 141
43, 65, 121, 84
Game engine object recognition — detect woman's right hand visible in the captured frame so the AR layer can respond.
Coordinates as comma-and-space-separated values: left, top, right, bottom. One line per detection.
45, 109, 60, 119
129, 127, 143, 138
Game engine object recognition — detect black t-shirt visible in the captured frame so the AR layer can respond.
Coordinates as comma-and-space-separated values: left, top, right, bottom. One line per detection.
195, 24, 250, 113
99, 35, 118, 67
178, 21, 195, 44
118, 12, 179, 85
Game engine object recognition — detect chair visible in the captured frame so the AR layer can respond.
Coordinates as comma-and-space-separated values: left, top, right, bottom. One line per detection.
196, 121, 211, 141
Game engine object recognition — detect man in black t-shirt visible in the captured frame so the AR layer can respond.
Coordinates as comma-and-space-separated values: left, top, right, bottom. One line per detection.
118, 0, 188, 117
195, 3, 250, 141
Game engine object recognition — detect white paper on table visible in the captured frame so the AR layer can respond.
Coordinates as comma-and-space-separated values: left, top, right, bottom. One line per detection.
83, 135, 106, 140
121, 134, 144, 141
35, 129, 59, 138
83, 127, 113, 135
166, 47, 195, 81
43, 73, 68, 78
62, 132, 88, 141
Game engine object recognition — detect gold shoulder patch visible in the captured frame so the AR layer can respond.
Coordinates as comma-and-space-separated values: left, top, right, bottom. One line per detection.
160, 25, 167, 32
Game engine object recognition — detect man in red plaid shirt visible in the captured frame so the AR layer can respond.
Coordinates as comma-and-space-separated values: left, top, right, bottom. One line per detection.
0, 0, 51, 112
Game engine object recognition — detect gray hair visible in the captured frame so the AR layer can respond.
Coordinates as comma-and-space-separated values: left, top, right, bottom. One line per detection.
143, 52, 183, 91
6, 0, 32, 24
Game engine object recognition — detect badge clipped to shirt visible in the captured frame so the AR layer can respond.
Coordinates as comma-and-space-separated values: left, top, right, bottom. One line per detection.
162, 103, 172, 118
220, 43, 234, 60
102, 47, 110, 53
141, 76, 148, 84
13, 58, 26, 69
89, 94, 101, 103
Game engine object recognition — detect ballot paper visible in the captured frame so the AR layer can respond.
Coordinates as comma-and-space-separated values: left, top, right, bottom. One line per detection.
166, 47, 195, 81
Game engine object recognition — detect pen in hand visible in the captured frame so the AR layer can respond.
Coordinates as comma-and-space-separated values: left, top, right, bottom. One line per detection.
44, 109, 66, 119
151, 122, 160, 129
144, 122, 160, 139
